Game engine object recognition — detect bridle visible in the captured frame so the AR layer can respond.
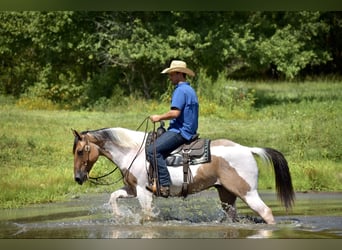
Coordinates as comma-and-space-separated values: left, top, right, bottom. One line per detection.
81, 135, 121, 185
76, 116, 152, 186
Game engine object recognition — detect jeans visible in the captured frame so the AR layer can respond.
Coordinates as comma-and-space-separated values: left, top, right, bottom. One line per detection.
147, 131, 187, 187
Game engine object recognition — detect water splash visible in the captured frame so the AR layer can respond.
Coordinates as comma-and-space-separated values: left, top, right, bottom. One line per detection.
1, 191, 341, 238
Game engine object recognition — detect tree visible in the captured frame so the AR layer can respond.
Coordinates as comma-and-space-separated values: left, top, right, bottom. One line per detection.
0, 11, 339, 109
0, 11, 98, 107
250, 12, 332, 79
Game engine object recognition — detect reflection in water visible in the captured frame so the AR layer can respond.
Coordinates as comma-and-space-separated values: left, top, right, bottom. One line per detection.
0, 191, 341, 238
247, 229, 273, 238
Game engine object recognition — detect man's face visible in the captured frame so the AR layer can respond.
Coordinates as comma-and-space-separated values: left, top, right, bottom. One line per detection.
168, 72, 182, 84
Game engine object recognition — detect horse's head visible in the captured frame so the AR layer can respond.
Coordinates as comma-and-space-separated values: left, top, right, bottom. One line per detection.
72, 129, 100, 185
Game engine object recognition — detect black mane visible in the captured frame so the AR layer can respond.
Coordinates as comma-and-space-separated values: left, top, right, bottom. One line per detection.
72, 128, 114, 154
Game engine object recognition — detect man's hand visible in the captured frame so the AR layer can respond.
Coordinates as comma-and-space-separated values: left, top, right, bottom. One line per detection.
149, 115, 161, 123
149, 109, 180, 123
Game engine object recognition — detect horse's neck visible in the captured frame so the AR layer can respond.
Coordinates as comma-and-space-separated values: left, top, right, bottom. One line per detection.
91, 128, 145, 169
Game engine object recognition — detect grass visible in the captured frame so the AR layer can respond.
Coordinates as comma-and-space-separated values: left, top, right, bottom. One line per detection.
0, 80, 341, 208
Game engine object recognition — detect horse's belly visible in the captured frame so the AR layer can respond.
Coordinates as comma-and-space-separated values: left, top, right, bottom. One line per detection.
167, 164, 202, 186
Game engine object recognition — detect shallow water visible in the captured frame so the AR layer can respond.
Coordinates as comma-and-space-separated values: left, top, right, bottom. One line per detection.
0, 190, 341, 238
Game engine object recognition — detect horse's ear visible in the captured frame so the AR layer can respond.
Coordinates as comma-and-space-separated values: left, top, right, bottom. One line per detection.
72, 129, 82, 141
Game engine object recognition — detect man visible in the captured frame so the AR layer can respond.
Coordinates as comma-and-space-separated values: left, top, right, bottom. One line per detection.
146, 60, 199, 198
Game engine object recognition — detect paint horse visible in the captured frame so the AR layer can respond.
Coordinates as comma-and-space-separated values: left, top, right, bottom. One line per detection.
72, 127, 295, 224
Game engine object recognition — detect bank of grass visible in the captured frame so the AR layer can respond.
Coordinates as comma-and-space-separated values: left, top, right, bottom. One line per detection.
0, 81, 341, 208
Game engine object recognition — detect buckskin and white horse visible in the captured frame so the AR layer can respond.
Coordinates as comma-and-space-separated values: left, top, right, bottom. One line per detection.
72, 127, 295, 224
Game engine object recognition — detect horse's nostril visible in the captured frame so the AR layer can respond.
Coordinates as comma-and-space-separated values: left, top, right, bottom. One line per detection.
75, 177, 83, 185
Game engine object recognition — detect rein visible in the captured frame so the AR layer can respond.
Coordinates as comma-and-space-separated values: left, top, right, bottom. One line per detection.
89, 168, 120, 185
88, 116, 151, 186
84, 137, 122, 186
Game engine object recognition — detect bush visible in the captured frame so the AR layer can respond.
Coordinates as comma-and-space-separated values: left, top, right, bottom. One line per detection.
16, 63, 90, 110
197, 72, 256, 118
16, 96, 58, 110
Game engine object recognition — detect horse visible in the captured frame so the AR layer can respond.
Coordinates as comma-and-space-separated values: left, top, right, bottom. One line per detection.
72, 127, 295, 224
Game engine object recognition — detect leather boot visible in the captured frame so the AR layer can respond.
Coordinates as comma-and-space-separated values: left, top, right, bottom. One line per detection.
146, 185, 170, 198
159, 186, 170, 198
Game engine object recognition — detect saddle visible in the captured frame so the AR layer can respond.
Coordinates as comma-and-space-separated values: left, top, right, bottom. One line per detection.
165, 136, 211, 166
145, 128, 211, 197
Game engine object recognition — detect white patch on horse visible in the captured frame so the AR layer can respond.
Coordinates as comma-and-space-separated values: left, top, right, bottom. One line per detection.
109, 128, 144, 148
211, 145, 258, 189
244, 190, 275, 224
168, 164, 203, 187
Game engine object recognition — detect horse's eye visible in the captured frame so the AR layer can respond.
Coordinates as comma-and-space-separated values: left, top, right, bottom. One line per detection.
77, 150, 83, 156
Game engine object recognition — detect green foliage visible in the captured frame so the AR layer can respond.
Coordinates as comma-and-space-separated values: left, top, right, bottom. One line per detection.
253, 12, 332, 79
0, 11, 341, 109
196, 72, 256, 118
97, 12, 200, 98
0, 11, 96, 102
17, 64, 88, 110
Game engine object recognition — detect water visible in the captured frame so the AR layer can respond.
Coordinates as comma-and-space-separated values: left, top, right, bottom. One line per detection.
0, 190, 341, 238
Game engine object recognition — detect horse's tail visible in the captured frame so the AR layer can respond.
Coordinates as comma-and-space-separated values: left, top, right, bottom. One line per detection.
251, 147, 295, 210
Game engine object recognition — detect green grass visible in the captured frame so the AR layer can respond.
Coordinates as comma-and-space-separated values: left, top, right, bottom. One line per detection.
0, 81, 341, 208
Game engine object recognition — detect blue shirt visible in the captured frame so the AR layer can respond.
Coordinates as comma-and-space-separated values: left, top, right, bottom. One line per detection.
168, 82, 199, 141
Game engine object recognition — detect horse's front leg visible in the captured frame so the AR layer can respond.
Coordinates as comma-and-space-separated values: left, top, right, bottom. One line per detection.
136, 185, 154, 220
108, 186, 135, 216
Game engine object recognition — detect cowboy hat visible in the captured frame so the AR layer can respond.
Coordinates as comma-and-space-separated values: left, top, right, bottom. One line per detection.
161, 60, 195, 77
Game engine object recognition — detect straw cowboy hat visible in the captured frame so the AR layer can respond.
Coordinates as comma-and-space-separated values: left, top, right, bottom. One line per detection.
161, 60, 195, 77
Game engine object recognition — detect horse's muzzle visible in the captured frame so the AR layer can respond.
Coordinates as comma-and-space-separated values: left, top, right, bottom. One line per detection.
74, 171, 87, 185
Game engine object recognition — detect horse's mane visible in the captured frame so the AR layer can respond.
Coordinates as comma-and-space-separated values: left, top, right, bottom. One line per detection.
85, 127, 144, 148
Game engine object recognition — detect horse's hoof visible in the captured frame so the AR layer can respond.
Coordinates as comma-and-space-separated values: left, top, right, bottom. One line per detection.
139, 212, 157, 224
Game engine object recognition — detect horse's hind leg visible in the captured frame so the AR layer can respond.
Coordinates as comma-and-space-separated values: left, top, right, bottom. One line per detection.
243, 190, 275, 224
215, 185, 238, 222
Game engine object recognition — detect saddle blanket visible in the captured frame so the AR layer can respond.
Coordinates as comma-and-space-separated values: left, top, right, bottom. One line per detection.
166, 138, 211, 166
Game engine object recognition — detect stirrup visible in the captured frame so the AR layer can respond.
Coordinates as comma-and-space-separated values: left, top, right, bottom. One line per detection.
146, 185, 170, 198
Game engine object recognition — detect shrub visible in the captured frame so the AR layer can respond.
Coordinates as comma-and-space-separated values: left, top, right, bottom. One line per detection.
197, 72, 256, 118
